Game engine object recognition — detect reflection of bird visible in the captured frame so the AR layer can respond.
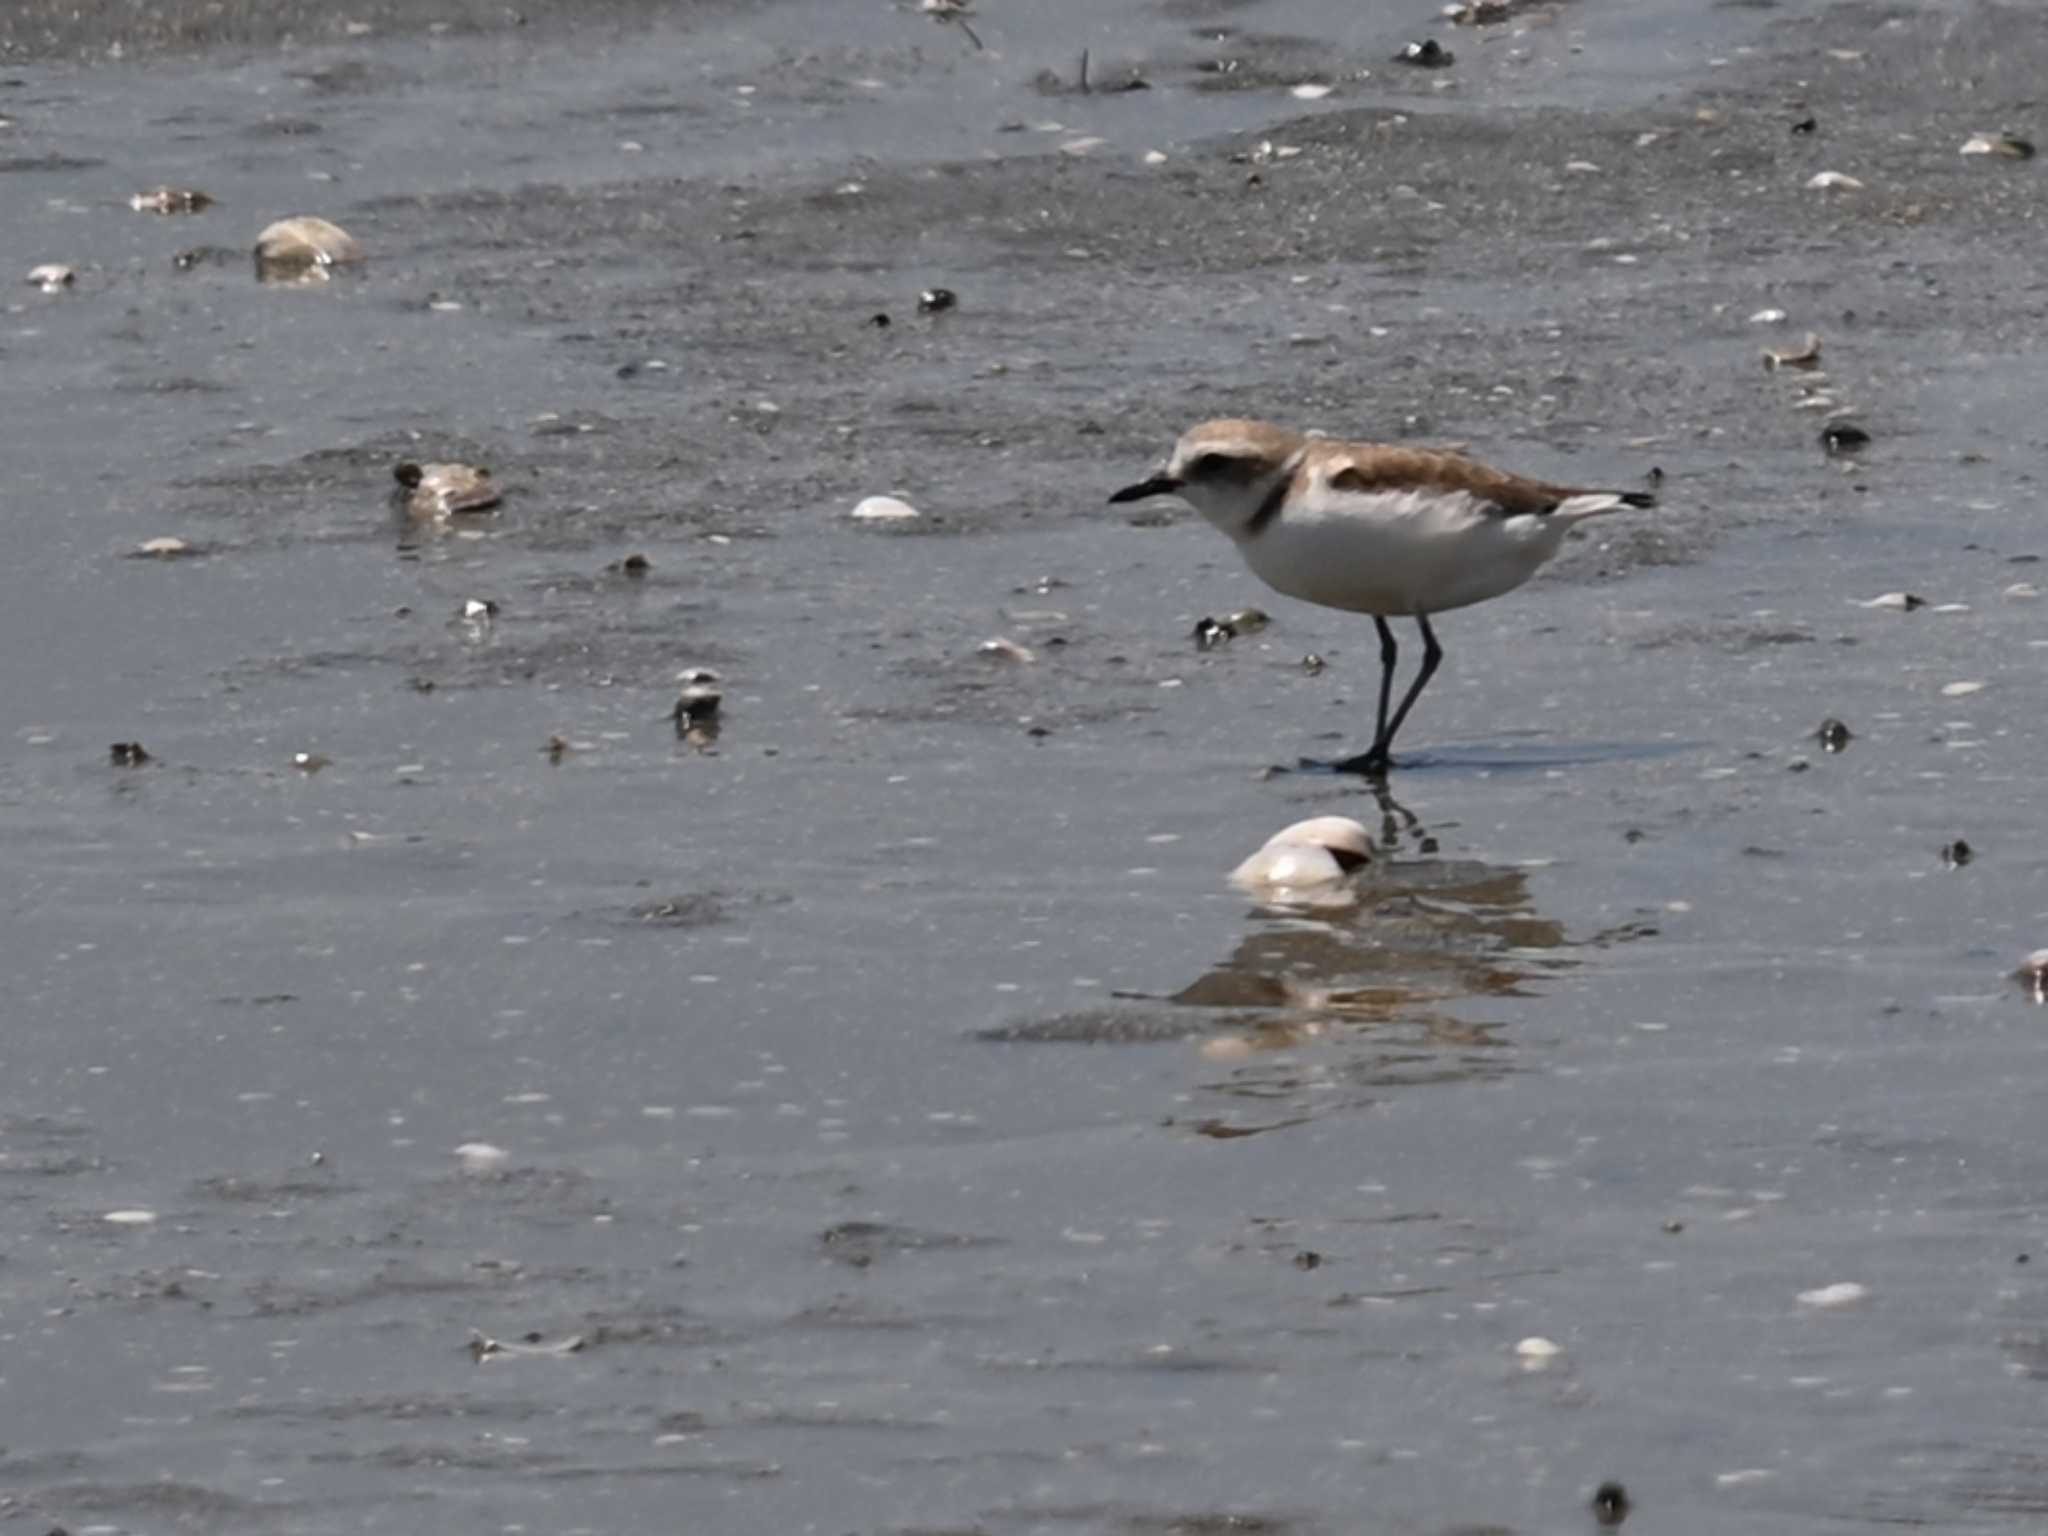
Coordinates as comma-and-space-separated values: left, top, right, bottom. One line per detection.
1112, 419, 1656, 773
915, 0, 983, 50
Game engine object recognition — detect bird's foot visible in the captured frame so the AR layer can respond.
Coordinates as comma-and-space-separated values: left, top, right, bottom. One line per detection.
1292, 749, 1394, 777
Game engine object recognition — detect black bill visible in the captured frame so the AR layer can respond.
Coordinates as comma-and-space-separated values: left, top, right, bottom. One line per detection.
1108, 474, 1183, 504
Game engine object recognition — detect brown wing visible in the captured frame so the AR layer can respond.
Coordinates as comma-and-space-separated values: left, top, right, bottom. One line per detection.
1325, 447, 1570, 516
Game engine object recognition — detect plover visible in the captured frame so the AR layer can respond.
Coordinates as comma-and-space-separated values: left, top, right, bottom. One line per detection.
1111, 419, 1655, 773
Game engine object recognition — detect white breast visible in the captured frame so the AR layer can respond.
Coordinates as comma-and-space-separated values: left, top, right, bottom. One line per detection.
1235, 485, 1570, 617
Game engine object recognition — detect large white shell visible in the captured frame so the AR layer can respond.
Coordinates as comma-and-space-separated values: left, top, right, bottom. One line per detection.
1230, 816, 1372, 899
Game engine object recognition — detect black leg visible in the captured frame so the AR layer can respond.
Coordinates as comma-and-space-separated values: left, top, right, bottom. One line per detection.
1371, 615, 1398, 749
1374, 615, 1443, 763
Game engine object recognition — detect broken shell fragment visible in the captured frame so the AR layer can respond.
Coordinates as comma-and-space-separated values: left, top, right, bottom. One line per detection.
109, 741, 152, 767
131, 186, 213, 214
977, 637, 1036, 663
1796, 1281, 1868, 1308
1961, 132, 2034, 160
26, 263, 74, 293
1807, 170, 1863, 191
470, 1330, 587, 1363
134, 535, 194, 558
461, 598, 499, 620
1230, 816, 1373, 902
673, 669, 724, 728
2015, 950, 2048, 1003
1395, 38, 1454, 67
850, 494, 919, 522
253, 216, 365, 282
394, 460, 500, 517
1763, 333, 1823, 370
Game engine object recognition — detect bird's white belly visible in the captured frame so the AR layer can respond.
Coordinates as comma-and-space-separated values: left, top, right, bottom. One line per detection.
1235, 489, 1566, 617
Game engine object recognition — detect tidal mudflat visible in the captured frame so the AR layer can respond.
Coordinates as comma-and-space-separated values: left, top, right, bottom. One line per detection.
3, 0, 2047, 1531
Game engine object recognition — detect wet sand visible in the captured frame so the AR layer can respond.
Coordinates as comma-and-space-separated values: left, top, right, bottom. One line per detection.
5, 0, 2048, 1531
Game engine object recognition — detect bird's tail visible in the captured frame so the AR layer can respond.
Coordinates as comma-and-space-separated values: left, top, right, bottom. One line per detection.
1553, 488, 1657, 523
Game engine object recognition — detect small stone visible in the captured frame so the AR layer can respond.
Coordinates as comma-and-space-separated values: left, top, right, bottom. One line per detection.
1193, 616, 1234, 650
1290, 82, 1333, 100
1292, 1250, 1322, 1269
1940, 839, 1973, 868
977, 637, 1036, 663
1591, 1481, 1631, 1526
1791, 114, 1818, 135
130, 186, 212, 214
850, 494, 919, 522
1820, 421, 1871, 455
292, 751, 331, 773
545, 735, 570, 764
917, 287, 957, 315
615, 553, 651, 576
1301, 653, 1326, 675
1796, 1281, 1868, 1308
1816, 717, 1852, 752
869, 312, 891, 328
1225, 607, 1269, 634
109, 741, 151, 767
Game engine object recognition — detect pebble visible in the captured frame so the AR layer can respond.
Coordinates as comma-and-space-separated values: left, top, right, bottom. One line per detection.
977, 637, 1036, 663
1395, 39, 1454, 67
850, 495, 919, 522
103, 1209, 159, 1225
1514, 1336, 1562, 1367
1591, 1481, 1631, 1526
1290, 83, 1333, 100
1820, 421, 1871, 455
1748, 307, 1787, 325
1796, 1281, 1868, 1308
1816, 717, 1852, 752
917, 287, 957, 315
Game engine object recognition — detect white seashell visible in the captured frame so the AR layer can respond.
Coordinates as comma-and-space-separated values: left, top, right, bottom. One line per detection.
1940, 680, 1985, 698
103, 1209, 158, 1225
1748, 308, 1787, 325
1807, 171, 1863, 191
1230, 816, 1372, 898
850, 494, 919, 521
1796, 1281, 1868, 1308
1291, 83, 1333, 100
27, 263, 75, 293
454, 1142, 510, 1174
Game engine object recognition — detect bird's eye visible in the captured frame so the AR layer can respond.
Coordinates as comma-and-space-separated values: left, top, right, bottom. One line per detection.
1189, 453, 1226, 476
